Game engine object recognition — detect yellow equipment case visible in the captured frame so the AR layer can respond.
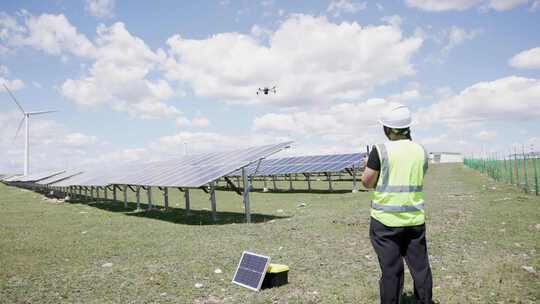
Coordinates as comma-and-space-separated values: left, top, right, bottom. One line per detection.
261, 264, 289, 289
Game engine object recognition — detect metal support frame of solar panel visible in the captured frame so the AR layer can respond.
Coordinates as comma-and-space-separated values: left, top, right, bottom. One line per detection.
229, 153, 365, 177
232, 251, 271, 291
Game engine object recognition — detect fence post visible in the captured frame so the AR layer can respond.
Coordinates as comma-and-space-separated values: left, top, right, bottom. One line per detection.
515, 147, 520, 189
497, 152, 502, 181
523, 145, 529, 194
533, 152, 539, 196
503, 154, 508, 183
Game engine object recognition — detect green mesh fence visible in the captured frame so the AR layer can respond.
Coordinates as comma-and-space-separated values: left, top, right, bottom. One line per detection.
464, 150, 539, 196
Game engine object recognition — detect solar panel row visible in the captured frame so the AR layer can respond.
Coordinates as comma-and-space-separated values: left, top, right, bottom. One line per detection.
50, 142, 292, 188
36, 170, 83, 185
229, 152, 365, 177
6, 170, 65, 183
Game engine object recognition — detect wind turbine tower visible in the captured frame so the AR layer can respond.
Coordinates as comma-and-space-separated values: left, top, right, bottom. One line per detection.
3, 84, 58, 176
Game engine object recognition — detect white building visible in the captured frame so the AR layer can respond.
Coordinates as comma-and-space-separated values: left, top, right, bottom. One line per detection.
429, 152, 463, 164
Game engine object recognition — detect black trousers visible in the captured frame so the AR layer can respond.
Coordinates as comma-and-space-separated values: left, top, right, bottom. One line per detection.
369, 217, 433, 304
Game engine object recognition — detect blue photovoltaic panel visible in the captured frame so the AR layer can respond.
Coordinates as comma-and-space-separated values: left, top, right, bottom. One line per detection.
11, 170, 65, 183
51, 142, 292, 188
108, 142, 292, 188
229, 152, 365, 177
1, 174, 22, 182
232, 251, 271, 291
36, 170, 84, 185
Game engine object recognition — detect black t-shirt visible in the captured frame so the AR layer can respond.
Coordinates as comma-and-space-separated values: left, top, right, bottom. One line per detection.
367, 146, 381, 171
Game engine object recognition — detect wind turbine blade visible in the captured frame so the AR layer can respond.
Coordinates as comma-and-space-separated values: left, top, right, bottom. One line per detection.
27, 110, 59, 115
13, 117, 25, 142
3, 83, 25, 114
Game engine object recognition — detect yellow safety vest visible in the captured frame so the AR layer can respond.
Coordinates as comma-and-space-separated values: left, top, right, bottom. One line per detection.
370, 140, 428, 227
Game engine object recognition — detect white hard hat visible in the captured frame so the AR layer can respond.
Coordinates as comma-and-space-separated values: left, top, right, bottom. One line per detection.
378, 104, 412, 128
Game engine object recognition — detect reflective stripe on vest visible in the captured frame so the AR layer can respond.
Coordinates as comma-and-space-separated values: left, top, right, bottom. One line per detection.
371, 201, 425, 212
375, 185, 423, 192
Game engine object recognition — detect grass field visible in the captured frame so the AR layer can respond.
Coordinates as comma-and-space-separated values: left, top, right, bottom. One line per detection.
1, 164, 539, 303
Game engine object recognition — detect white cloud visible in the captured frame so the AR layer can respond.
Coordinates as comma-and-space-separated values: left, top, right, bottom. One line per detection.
85, 0, 115, 19
486, 0, 529, 11
0, 12, 26, 54
175, 116, 191, 127
475, 130, 497, 141
176, 116, 211, 128
527, 137, 540, 149
18, 13, 96, 58
406, 0, 482, 11
443, 26, 482, 54
253, 98, 397, 144
63, 132, 97, 146
152, 131, 361, 160
327, 0, 367, 17
250, 24, 272, 37
0, 65, 24, 92
164, 14, 422, 107
155, 131, 278, 156
0, 112, 108, 173
59, 22, 181, 119
406, 0, 530, 11
387, 89, 422, 103
1, 13, 183, 120
192, 116, 211, 127
531, 0, 540, 11
417, 76, 540, 126
380, 15, 403, 27
509, 47, 540, 69
251, 99, 412, 154
417, 133, 470, 153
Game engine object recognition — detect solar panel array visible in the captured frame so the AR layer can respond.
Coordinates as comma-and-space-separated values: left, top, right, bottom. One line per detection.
229, 152, 365, 177
36, 170, 83, 185
232, 251, 271, 291
0, 174, 22, 182
6, 170, 65, 183
50, 142, 292, 188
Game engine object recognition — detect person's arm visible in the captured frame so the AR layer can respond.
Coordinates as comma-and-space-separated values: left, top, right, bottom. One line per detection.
361, 147, 381, 189
362, 167, 379, 189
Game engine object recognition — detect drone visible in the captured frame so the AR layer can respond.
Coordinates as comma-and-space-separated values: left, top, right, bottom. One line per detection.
256, 86, 276, 95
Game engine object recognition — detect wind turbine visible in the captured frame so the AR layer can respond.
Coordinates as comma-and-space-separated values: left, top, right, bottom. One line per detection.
3, 83, 58, 176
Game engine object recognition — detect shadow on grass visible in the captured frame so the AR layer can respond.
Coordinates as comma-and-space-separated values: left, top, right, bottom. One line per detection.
66, 198, 289, 225
215, 186, 367, 194
401, 292, 434, 304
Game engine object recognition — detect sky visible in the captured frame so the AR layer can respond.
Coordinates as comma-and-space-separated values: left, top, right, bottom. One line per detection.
0, 0, 539, 174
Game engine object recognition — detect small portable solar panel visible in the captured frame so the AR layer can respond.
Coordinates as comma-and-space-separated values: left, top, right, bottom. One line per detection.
232, 251, 271, 291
